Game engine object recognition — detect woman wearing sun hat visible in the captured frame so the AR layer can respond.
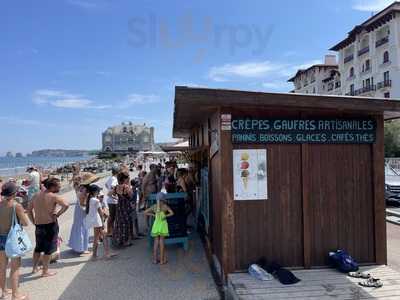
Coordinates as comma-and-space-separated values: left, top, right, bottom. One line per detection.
68, 173, 99, 254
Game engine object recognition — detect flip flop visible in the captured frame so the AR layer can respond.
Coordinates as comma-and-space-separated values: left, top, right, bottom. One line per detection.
0, 289, 12, 299
41, 271, 57, 278
359, 278, 383, 288
105, 253, 118, 260
348, 271, 371, 279
11, 294, 28, 300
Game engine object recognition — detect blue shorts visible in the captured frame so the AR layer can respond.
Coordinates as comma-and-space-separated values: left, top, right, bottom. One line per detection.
0, 235, 7, 251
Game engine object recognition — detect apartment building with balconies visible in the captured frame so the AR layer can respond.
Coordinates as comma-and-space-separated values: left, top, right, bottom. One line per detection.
330, 1, 399, 99
288, 55, 341, 95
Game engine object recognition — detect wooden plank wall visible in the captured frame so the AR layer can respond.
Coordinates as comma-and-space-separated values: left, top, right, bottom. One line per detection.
212, 107, 385, 273
233, 144, 304, 270
307, 144, 375, 266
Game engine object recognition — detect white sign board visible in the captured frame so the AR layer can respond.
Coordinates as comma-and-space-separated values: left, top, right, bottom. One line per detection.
233, 149, 268, 200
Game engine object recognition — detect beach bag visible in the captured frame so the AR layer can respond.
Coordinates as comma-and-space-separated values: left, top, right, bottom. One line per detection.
5, 203, 32, 258
329, 250, 359, 273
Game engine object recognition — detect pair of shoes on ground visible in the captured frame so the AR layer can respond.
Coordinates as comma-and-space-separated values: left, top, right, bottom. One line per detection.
348, 271, 383, 288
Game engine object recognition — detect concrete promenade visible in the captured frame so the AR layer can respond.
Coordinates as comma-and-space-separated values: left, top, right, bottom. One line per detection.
17, 177, 220, 300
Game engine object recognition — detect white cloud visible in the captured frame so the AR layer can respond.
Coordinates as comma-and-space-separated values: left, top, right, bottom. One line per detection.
208, 61, 284, 82
66, 0, 99, 9
208, 60, 322, 82
352, 0, 393, 12
207, 59, 323, 92
126, 94, 160, 105
33, 89, 110, 109
52, 99, 93, 108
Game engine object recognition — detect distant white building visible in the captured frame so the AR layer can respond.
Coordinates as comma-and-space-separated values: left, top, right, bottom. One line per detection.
102, 122, 155, 153
330, 2, 398, 98
288, 55, 341, 95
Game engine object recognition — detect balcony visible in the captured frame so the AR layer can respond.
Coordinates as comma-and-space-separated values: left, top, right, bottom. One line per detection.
376, 36, 389, 48
354, 85, 376, 95
344, 54, 354, 64
358, 46, 370, 56
377, 80, 392, 89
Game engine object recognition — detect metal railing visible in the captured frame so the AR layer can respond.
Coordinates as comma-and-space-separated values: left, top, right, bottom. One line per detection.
354, 85, 376, 95
344, 54, 354, 64
358, 46, 369, 56
377, 80, 392, 89
376, 36, 389, 48
346, 85, 376, 96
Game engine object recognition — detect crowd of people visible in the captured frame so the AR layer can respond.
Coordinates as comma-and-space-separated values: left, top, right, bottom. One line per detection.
0, 160, 198, 300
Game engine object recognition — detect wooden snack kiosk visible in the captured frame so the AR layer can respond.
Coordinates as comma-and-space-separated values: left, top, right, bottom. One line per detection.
173, 86, 400, 280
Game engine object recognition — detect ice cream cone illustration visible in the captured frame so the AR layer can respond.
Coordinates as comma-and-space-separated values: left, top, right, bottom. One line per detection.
241, 153, 249, 161
240, 152, 250, 190
242, 176, 249, 189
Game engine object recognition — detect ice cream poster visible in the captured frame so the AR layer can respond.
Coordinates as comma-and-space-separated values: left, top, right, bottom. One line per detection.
233, 149, 268, 200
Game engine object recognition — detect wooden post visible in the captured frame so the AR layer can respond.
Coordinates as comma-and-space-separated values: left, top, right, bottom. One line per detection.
220, 108, 236, 278
372, 114, 387, 264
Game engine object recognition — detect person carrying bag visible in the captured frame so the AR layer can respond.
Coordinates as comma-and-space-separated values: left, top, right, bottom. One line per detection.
0, 182, 29, 300
5, 203, 32, 258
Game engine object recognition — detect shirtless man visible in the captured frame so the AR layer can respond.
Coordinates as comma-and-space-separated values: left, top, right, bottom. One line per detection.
27, 177, 69, 277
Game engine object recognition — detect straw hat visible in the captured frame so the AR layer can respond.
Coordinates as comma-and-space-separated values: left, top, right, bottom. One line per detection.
80, 172, 100, 186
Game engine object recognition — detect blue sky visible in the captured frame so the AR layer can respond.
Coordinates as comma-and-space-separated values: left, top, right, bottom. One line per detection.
0, 0, 393, 155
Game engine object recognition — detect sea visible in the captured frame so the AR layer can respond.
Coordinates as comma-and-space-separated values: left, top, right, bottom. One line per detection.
0, 156, 90, 178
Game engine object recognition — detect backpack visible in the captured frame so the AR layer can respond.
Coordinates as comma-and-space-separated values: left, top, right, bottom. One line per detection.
329, 250, 359, 273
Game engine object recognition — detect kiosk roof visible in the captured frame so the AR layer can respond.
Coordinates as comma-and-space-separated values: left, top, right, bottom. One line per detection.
173, 86, 400, 138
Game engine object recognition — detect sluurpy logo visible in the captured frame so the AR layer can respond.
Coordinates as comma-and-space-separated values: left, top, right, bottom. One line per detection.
128, 12, 274, 63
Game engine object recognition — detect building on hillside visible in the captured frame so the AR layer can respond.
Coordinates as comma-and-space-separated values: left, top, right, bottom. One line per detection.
102, 122, 155, 153
288, 55, 341, 95
330, 1, 399, 98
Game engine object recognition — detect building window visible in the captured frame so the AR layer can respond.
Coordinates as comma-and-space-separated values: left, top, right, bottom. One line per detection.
365, 78, 371, 88
383, 51, 389, 63
384, 92, 390, 98
365, 59, 370, 71
349, 67, 354, 78
384, 71, 390, 82
350, 84, 355, 95
313, 87, 315, 94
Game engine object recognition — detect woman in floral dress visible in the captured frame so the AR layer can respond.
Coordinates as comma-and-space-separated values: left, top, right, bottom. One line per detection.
113, 172, 134, 247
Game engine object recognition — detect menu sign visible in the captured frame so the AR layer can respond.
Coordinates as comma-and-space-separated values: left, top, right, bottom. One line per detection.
233, 149, 267, 200
231, 118, 376, 144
